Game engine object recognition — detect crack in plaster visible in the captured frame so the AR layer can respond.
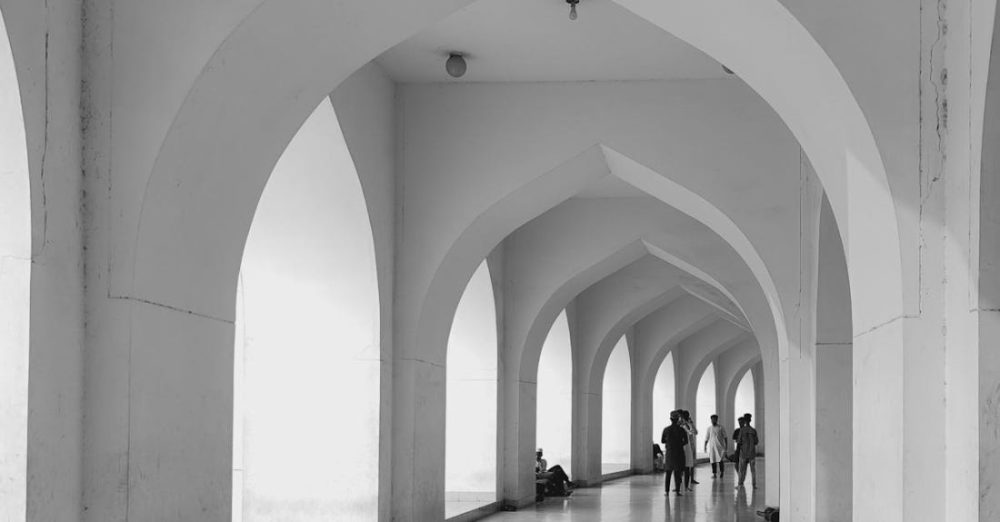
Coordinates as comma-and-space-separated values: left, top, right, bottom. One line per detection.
35, 0, 51, 260
852, 314, 919, 339
916, 0, 950, 319
397, 356, 445, 370
109, 295, 233, 324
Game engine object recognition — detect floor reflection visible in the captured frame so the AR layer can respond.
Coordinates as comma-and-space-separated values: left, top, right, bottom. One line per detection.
487, 460, 766, 521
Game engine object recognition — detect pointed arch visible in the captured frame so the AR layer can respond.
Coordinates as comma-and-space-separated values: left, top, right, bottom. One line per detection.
445, 259, 499, 516
601, 335, 632, 475
537, 309, 573, 478
233, 98, 381, 520
0, 7, 30, 518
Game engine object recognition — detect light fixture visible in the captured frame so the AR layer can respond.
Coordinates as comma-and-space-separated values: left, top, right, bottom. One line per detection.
446, 52, 467, 78
566, 0, 579, 20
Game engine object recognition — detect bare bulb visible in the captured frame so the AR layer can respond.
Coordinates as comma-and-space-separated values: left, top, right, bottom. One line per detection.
569, 3, 578, 20
446, 53, 467, 78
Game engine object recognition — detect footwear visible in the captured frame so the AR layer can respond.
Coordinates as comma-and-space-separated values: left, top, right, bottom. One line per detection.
675, 490, 683, 496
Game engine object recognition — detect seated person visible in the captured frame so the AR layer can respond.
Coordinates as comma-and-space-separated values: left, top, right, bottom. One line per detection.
535, 448, 574, 500
652, 443, 665, 471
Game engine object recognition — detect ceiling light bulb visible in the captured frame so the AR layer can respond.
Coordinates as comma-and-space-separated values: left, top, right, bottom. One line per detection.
446, 53, 467, 78
569, 3, 578, 20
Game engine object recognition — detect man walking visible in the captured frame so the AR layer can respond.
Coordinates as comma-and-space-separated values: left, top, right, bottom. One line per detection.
736, 414, 759, 489
661, 410, 688, 495
704, 414, 728, 478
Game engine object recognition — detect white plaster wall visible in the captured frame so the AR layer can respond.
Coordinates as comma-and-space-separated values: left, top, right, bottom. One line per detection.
980, 8, 1000, 519
329, 62, 398, 521
814, 196, 852, 522
0, 2, 87, 520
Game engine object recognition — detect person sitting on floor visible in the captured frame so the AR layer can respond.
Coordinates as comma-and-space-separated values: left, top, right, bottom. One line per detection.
535, 448, 574, 500
652, 443, 665, 472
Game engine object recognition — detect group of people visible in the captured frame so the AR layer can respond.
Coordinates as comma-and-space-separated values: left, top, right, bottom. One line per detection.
533, 410, 761, 502
659, 411, 759, 495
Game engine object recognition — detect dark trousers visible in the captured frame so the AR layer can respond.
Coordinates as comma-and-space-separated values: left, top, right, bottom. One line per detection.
665, 469, 683, 492
538, 465, 571, 497
738, 458, 757, 487
712, 461, 725, 475
548, 465, 569, 484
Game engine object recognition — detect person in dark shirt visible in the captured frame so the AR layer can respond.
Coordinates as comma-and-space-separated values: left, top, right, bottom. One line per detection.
660, 410, 688, 495
736, 414, 759, 489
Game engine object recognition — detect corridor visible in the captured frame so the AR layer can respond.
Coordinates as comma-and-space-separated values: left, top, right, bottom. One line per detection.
487, 462, 765, 522
6, 0, 1000, 521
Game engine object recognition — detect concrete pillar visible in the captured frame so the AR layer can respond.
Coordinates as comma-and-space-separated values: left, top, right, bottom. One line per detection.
752, 362, 765, 454
815, 345, 851, 520
814, 195, 853, 521
630, 329, 654, 473
499, 377, 538, 508
570, 371, 603, 485
977, 4, 1000, 520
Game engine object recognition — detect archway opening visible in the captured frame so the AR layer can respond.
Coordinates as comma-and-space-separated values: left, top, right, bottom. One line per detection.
232, 99, 380, 521
652, 351, 676, 440
445, 260, 498, 516
537, 309, 573, 478
733, 369, 755, 431
601, 335, 631, 475
0, 9, 31, 519
695, 362, 718, 458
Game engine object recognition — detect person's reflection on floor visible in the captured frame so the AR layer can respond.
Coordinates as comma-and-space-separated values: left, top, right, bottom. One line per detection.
735, 484, 748, 509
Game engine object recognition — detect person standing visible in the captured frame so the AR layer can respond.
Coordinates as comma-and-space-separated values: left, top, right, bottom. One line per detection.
661, 410, 688, 495
703, 414, 728, 478
736, 414, 759, 489
680, 410, 699, 489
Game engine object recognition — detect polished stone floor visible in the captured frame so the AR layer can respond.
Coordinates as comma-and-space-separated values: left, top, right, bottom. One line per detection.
485, 461, 766, 521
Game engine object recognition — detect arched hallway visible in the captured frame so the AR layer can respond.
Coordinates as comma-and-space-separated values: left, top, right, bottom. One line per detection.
4, 0, 1000, 521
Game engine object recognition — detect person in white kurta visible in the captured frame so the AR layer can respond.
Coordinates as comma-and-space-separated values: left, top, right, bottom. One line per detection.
703, 415, 728, 477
